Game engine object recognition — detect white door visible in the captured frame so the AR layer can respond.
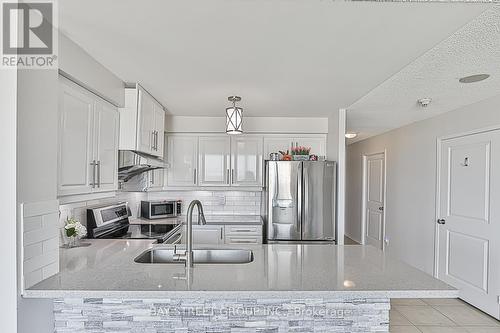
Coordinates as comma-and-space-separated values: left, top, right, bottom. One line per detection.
136, 89, 155, 155
153, 102, 165, 159
198, 136, 230, 186
166, 135, 198, 187
437, 130, 500, 319
93, 100, 119, 192
57, 79, 94, 196
231, 136, 263, 187
363, 153, 385, 249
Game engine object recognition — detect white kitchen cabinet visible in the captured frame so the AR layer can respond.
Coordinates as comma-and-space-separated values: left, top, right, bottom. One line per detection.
119, 84, 165, 159
198, 136, 231, 186
93, 100, 119, 192
147, 168, 164, 190
153, 101, 165, 158
166, 135, 199, 186
231, 136, 263, 187
263, 135, 327, 158
137, 88, 155, 155
58, 77, 119, 197
224, 225, 263, 245
182, 225, 225, 245
58, 79, 95, 196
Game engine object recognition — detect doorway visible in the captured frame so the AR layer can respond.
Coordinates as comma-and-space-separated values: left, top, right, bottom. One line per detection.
436, 128, 500, 320
362, 152, 386, 250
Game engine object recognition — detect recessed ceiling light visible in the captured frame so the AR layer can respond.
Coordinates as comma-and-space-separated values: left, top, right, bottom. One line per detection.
345, 133, 358, 139
459, 74, 490, 83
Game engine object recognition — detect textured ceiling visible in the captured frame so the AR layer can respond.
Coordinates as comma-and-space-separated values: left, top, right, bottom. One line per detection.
347, 5, 500, 143
58, 1, 490, 117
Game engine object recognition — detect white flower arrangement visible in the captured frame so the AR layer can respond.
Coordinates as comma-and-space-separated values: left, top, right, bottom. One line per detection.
64, 217, 87, 238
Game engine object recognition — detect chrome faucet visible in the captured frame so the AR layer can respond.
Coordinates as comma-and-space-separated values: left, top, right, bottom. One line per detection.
173, 200, 206, 267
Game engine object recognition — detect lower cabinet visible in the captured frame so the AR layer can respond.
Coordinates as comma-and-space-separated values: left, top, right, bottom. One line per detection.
224, 225, 263, 245
183, 225, 225, 245
181, 224, 263, 245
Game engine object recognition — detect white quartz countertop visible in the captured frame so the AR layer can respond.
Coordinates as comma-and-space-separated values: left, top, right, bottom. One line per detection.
130, 215, 263, 225
24, 240, 457, 299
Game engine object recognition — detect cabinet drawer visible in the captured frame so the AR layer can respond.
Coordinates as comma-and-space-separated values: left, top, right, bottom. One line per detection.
225, 236, 262, 245
225, 225, 262, 236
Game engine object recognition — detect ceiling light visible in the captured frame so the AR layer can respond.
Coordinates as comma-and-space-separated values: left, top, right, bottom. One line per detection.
459, 74, 490, 84
345, 133, 358, 139
226, 96, 243, 135
417, 98, 432, 107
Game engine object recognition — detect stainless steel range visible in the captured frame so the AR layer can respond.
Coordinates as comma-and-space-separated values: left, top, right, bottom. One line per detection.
86, 202, 182, 244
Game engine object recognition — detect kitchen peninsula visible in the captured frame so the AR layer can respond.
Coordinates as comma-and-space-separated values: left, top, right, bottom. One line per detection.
25, 241, 456, 332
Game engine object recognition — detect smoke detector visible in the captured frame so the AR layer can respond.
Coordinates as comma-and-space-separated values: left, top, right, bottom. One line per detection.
417, 98, 432, 107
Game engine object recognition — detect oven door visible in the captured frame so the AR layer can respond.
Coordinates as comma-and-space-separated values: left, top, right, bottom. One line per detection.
149, 202, 176, 219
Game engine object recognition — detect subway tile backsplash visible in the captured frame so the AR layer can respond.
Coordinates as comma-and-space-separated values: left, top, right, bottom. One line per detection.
57, 190, 261, 245
147, 191, 261, 216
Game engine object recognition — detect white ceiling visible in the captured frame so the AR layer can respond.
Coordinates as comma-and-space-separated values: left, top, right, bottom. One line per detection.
347, 5, 500, 143
58, 1, 491, 118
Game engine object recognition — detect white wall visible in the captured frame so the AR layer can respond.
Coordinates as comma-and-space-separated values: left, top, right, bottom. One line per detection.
59, 32, 125, 107
16, 69, 59, 333
327, 110, 340, 161
165, 116, 329, 134
346, 93, 500, 274
0, 67, 18, 333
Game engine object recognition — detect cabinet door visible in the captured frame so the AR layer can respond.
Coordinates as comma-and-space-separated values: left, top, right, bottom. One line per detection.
136, 88, 155, 155
184, 226, 224, 245
93, 100, 119, 192
295, 137, 326, 157
198, 136, 230, 186
166, 136, 198, 186
153, 102, 165, 158
58, 80, 94, 196
263, 137, 292, 159
231, 136, 263, 186
148, 168, 164, 189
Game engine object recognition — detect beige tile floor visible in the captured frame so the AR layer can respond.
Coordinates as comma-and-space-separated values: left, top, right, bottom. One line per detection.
390, 298, 500, 332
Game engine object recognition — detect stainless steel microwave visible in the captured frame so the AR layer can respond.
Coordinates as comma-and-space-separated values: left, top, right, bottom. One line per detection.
141, 200, 182, 219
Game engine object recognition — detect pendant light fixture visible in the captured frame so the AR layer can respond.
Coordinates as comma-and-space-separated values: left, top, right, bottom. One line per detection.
226, 96, 243, 135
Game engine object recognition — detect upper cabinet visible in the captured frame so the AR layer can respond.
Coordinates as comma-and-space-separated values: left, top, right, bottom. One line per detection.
231, 135, 263, 187
58, 77, 119, 197
166, 134, 263, 188
263, 135, 326, 158
198, 136, 231, 186
119, 84, 165, 159
166, 135, 198, 187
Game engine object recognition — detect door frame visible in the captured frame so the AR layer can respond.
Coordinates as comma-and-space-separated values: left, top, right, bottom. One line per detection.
434, 124, 500, 278
361, 150, 387, 250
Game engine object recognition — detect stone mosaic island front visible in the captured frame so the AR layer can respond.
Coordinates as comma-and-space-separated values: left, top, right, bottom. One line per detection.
24, 240, 457, 332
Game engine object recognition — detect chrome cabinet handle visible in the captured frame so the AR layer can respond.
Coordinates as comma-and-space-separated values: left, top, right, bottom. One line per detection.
155, 131, 159, 150
193, 168, 197, 185
231, 169, 235, 184
230, 239, 257, 244
96, 161, 101, 188
226, 169, 230, 184
150, 170, 154, 185
90, 160, 96, 188
233, 229, 253, 232
437, 219, 446, 225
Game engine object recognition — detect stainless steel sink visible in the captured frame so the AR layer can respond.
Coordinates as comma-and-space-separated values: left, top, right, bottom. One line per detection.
134, 248, 254, 264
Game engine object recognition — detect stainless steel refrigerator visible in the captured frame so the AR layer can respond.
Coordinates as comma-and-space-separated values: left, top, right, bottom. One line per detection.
264, 161, 336, 243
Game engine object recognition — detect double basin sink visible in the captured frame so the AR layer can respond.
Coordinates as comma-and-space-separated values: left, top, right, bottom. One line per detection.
135, 248, 254, 264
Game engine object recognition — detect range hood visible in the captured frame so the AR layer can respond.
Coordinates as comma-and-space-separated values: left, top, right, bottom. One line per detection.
118, 150, 165, 182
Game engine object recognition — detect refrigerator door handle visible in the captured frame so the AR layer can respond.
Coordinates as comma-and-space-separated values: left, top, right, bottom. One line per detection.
297, 162, 302, 238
